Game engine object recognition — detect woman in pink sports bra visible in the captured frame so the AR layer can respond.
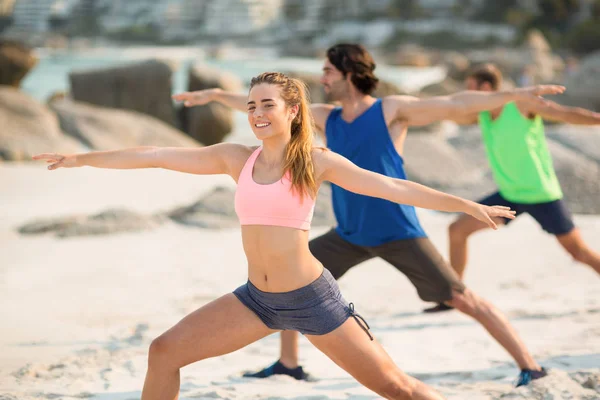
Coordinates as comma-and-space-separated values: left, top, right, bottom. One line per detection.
34, 72, 514, 400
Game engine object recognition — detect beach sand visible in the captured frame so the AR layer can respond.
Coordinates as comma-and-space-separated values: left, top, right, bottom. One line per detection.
1, 164, 599, 399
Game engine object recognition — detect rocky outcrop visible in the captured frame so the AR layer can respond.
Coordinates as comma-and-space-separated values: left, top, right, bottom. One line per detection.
18, 209, 165, 238
419, 77, 463, 97
18, 184, 336, 237
373, 79, 406, 97
69, 59, 178, 126
0, 39, 38, 88
0, 87, 80, 161
180, 64, 243, 145
403, 131, 487, 189
562, 50, 600, 111
465, 30, 564, 86
390, 45, 433, 67
442, 51, 471, 81
545, 139, 600, 214
50, 99, 200, 150
286, 71, 328, 104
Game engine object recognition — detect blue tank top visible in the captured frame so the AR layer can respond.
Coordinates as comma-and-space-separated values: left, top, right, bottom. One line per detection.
325, 99, 426, 246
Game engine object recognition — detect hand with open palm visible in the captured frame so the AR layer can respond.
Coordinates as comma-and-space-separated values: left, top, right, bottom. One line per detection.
468, 204, 516, 230
172, 88, 221, 107
32, 153, 78, 170
515, 85, 565, 106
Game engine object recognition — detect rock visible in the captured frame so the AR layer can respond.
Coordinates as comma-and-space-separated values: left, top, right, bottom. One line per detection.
419, 77, 463, 97
181, 64, 243, 145
313, 183, 335, 227
167, 186, 240, 229
0, 39, 38, 87
18, 209, 165, 238
466, 35, 565, 85
546, 139, 600, 214
0, 87, 81, 161
403, 132, 487, 189
50, 99, 200, 150
446, 125, 489, 167
69, 59, 177, 126
391, 45, 433, 67
563, 51, 600, 111
286, 71, 327, 104
442, 51, 471, 81
373, 79, 406, 97
523, 29, 551, 53
546, 125, 600, 164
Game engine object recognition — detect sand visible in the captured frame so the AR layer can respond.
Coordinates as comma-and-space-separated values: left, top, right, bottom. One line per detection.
1, 164, 599, 400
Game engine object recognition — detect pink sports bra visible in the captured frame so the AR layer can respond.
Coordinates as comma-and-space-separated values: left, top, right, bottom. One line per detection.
234, 147, 315, 230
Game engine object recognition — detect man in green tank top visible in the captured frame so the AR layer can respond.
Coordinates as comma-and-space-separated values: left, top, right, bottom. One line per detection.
445, 63, 600, 291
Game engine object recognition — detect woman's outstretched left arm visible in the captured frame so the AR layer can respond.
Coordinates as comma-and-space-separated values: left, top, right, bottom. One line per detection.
317, 150, 515, 229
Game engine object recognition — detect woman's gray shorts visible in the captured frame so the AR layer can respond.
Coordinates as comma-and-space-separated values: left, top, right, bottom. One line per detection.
233, 268, 372, 338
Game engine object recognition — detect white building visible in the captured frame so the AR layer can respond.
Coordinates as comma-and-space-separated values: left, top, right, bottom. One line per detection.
10, 0, 79, 32
98, 0, 159, 33
158, 0, 207, 41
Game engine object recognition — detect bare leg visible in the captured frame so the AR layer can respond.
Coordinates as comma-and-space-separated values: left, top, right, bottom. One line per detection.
448, 214, 505, 279
280, 330, 300, 368
446, 289, 539, 370
557, 228, 600, 275
141, 293, 275, 400
307, 319, 445, 400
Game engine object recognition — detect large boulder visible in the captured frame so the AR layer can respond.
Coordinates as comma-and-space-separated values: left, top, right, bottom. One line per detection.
0, 87, 80, 161
180, 64, 243, 146
373, 79, 406, 97
419, 77, 462, 97
18, 209, 165, 238
546, 124, 600, 164
466, 30, 564, 85
403, 131, 487, 189
0, 39, 38, 88
562, 51, 600, 111
441, 51, 471, 81
286, 71, 327, 104
390, 45, 433, 67
546, 139, 600, 214
523, 29, 551, 53
69, 59, 177, 126
50, 99, 200, 150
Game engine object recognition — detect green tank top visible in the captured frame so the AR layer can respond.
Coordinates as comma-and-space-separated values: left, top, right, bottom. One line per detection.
479, 102, 562, 203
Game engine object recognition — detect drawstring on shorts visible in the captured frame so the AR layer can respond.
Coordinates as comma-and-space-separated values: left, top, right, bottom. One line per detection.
348, 302, 373, 341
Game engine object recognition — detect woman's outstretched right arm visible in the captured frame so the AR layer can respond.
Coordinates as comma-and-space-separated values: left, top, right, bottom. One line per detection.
32, 143, 244, 176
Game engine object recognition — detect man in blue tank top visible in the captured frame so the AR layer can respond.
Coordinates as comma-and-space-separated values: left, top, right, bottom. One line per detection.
174, 44, 559, 387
